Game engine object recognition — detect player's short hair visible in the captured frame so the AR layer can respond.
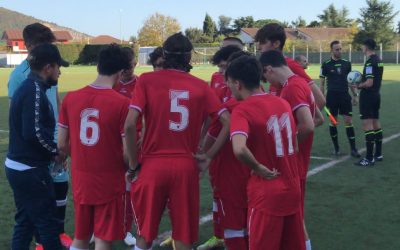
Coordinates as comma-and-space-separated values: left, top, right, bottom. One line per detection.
212, 45, 242, 65
363, 38, 377, 50
222, 37, 244, 47
148, 46, 163, 67
163, 32, 193, 72
122, 47, 135, 61
97, 44, 131, 76
225, 55, 262, 90
227, 50, 253, 63
254, 23, 286, 50
23, 23, 56, 47
330, 40, 340, 49
259, 50, 288, 68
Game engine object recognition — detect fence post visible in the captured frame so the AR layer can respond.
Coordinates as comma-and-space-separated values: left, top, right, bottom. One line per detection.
203, 48, 206, 65
349, 44, 352, 62
396, 43, 399, 64
306, 44, 309, 61
380, 43, 383, 59
319, 43, 322, 65
292, 45, 295, 59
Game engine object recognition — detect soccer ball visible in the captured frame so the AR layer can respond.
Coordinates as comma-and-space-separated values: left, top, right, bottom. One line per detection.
347, 71, 362, 85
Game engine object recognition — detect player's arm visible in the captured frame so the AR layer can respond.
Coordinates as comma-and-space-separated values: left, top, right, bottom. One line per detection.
358, 78, 374, 89
198, 117, 211, 152
57, 127, 70, 157
310, 83, 326, 109
231, 134, 279, 179
319, 77, 326, 96
124, 109, 140, 170
294, 106, 314, 143
313, 107, 324, 127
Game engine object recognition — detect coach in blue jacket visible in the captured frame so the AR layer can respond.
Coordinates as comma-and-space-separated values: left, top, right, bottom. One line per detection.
5, 43, 69, 250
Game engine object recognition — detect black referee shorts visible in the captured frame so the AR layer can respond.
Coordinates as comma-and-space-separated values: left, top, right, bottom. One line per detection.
326, 91, 352, 117
359, 92, 380, 120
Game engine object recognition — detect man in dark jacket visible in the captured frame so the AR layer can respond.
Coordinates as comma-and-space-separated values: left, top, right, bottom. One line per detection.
5, 43, 69, 250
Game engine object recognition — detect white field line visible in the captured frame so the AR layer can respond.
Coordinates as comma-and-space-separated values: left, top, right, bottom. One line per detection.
155, 131, 400, 245
310, 156, 333, 160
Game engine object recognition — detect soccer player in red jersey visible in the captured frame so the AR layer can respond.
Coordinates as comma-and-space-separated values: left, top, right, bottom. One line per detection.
113, 47, 138, 99
124, 33, 230, 250
58, 45, 131, 250
260, 50, 316, 250
227, 55, 304, 250
112, 47, 139, 246
148, 46, 164, 71
255, 23, 326, 110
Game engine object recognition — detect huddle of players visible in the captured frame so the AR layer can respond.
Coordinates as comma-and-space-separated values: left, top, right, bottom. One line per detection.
59, 23, 383, 250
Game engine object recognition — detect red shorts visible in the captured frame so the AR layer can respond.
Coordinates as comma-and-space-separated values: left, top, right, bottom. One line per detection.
217, 199, 247, 231
73, 195, 125, 241
131, 157, 199, 245
300, 178, 306, 218
248, 208, 305, 250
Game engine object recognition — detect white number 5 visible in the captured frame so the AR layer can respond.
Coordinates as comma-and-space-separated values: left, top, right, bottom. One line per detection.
169, 90, 189, 131
80, 108, 100, 146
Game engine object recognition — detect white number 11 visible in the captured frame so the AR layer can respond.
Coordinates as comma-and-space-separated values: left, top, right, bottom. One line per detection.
267, 113, 294, 157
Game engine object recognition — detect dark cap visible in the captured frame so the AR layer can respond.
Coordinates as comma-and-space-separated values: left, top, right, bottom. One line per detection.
363, 38, 377, 50
28, 43, 70, 68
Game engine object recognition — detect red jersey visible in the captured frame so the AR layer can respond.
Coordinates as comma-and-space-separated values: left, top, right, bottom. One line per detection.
268, 57, 314, 96
59, 85, 129, 205
280, 75, 316, 179
230, 93, 300, 216
210, 72, 225, 89
130, 69, 224, 158
208, 98, 250, 208
113, 75, 138, 98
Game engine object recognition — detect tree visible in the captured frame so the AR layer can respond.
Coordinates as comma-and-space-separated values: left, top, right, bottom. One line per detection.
254, 18, 281, 28
185, 27, 203, 43
138, 13, 181, 46
218, 15, 232, 35
318, 4, 353, 27
203, 13, 217, 40
307, 20, 320, 27
233, 16, 255, 32
291, 16, 307, 28
353, 0, 399, 48
397, 21, 400, 34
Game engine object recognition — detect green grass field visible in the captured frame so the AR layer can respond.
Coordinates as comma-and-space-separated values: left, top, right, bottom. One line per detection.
1, 64, 400, 249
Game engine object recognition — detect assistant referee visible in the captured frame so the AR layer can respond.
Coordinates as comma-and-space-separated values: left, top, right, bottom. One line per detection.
320, 40, 361, 158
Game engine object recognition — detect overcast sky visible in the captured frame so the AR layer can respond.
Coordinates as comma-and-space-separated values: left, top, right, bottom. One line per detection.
1, 0, 399, 39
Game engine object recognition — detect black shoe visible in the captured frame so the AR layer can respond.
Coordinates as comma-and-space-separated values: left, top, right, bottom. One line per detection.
354, 158, 375, 167
351, 149, 361, 158
374, 155, 383, 162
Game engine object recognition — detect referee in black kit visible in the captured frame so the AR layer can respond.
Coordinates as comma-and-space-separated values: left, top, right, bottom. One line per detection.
354, 38, 384, 167
320, 40, 361, 158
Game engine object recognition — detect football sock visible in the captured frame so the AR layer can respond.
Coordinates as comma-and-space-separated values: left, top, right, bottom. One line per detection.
374, 129, 383, 157
212, 199, 224, 238
365, 130, 375, 161
345, 125, 356, 150
306, 239, 312, 250
54, 181, 69, 233
224, 236, 248, 250
329, 125, 339, 152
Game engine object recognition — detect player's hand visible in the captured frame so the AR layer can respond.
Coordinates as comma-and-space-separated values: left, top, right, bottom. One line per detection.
54, 150, 67, 164
193, 153, 211, 173
253, 164, 280, 180
352, 96, 358, 106
137, 137, 143, 148
126, 162, 140, 183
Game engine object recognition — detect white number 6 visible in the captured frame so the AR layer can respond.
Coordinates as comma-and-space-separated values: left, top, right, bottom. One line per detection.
80, 108, 100, 146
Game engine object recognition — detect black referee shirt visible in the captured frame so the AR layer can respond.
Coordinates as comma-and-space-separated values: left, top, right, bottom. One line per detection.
320, 58, 352, 93
362, 54, 384, 93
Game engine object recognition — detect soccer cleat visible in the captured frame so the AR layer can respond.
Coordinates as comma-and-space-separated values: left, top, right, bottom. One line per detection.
374, 155, 383, 162
124, 232, 136, 246
160, 236, 176, 249
354, 158, 375, 167
351, 149, 361, 158
35, 243, 44, 250
59, 233, 73, 248
197, 236, 225, 250
90, 234, 95, 244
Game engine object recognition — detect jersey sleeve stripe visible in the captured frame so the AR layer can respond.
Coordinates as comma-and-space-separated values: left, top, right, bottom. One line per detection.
230, 131, 248, 140
129, 104, 142, 113
217, 108, 228, 117
292, 103, 310, 112
58, 123, 69, 129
